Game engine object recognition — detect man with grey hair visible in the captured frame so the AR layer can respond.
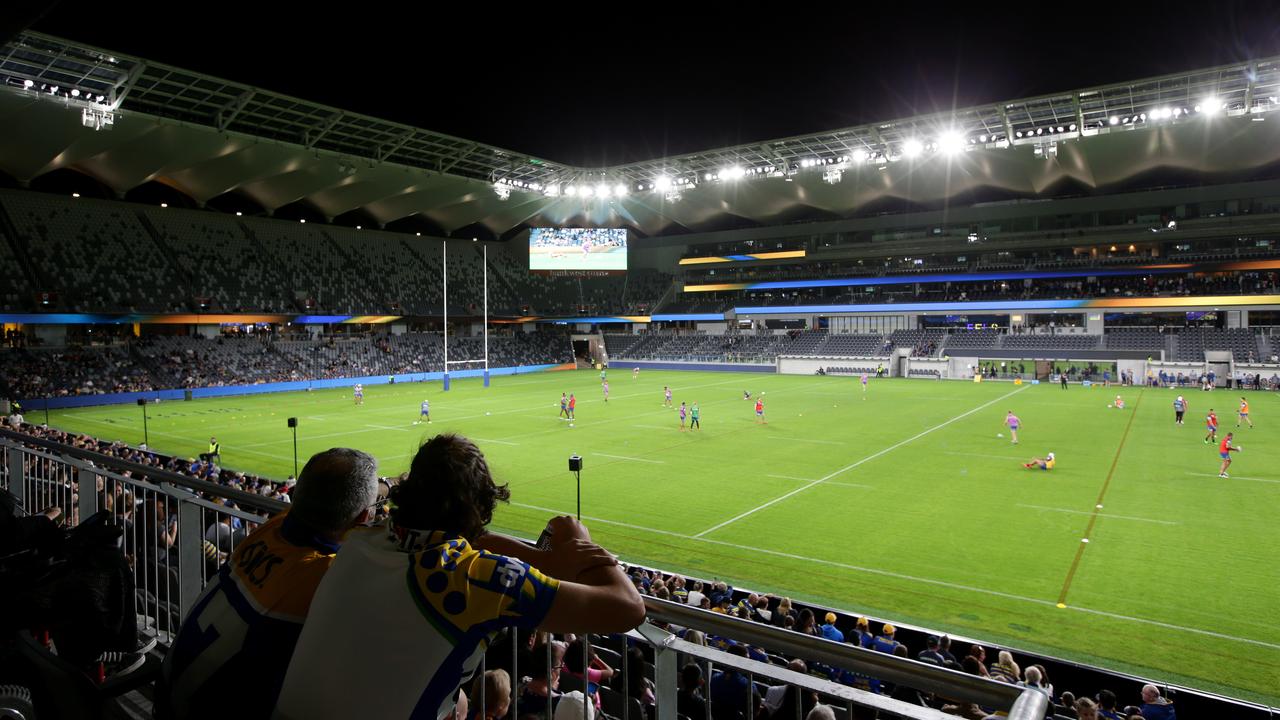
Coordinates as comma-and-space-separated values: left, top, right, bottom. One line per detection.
1139, 684, 1176, 720
161, 448, 379, 720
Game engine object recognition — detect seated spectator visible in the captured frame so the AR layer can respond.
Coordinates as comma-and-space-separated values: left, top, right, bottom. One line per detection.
1096, 689, 1123, 719
1076, 696, 1099, 720
818, 612, 844, 642
1139, 685, 1176, 720
678, 663, 708, 720
805, 705, 836, 720
967, 644, 990, 675
469, 669, 511, 720
989, 650, 1020, 683
795, 608, 818, 636
764, 659, 816, 720
851, 617, 873, 648
161, 447, 380, 719
1057, 691, 1078, 719
870, 623, 900, 653
553, 691, 595, 720
274, 433, 645, 720
710, 644, 763, 720
563, 644, 613, 709
518, 641, 565, 720
917, 635, 945, 664
624, 645, 656, 706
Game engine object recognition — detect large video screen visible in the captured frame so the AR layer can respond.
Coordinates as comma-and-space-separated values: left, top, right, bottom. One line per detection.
529, 228, 627, 271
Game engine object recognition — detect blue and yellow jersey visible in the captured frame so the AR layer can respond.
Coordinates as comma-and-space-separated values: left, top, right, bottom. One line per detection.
275, 522, 560, 720
163, 511, 339, 719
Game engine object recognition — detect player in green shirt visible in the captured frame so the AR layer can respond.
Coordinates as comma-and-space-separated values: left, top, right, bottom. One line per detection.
690, 402, 700, 430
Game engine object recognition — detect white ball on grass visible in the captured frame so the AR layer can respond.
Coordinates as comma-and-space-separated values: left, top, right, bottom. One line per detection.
997, 433, 1003, 438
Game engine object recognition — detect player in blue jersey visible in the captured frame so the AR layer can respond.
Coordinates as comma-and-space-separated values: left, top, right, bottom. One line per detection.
353, 383, 364, 405
664, 386, 673, 408
559, 392, 569, 419
415, 399, 431, 425
161, 449, 380, 720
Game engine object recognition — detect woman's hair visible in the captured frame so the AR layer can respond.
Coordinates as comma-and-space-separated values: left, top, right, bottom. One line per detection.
626, 646, 649, 698
390, 434, 510, 539
797, 608, 815, 632
563, 644, 596, 674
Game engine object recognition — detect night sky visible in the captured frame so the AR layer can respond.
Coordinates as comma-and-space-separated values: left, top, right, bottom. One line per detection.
14, 2, 1280, 166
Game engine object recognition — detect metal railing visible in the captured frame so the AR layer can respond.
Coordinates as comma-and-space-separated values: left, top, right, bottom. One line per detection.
4, 429, 1271, 719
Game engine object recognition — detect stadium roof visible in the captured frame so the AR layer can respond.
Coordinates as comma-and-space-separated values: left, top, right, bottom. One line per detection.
4, 31, 1280, 237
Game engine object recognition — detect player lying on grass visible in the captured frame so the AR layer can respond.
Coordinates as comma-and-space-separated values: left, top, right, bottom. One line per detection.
1022, 452, 1055, 470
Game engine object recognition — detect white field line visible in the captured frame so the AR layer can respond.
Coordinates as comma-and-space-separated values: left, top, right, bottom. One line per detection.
825, 481, 875, 489
769, 436, 845, 446
632, 424, 674, 431
693, 386, 1031, 538
595, 453, 666, 465
506, 501, 1280, 651
470, 437, 521, 447
767, 474, 816, 482
365, 424, 410, 432
1184, 472, 1280, 485
1016, 504, 1179, 526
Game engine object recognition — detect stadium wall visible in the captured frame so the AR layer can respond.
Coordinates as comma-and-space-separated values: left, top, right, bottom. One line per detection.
776, 356, 890, 375
616, 360, 775, 373
19, 364, 565, 410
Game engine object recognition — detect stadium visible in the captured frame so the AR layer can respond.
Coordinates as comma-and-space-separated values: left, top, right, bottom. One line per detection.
0, 7, 1278, 720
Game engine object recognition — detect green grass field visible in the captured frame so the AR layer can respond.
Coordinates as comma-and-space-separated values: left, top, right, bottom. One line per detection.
45, 370, 1280, 705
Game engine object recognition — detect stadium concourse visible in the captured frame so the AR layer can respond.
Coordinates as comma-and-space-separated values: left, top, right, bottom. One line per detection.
5, 26, 1280, 720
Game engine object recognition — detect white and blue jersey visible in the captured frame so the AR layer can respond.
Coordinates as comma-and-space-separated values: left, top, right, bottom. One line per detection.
420, 401, 430, 417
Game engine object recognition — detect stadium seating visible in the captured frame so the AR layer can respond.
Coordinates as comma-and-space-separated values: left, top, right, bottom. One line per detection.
941, 330, 1001, 350
1103, 327, 1166, 351
1002, 334, 1100, 350
1174, 328, 1259, 362
0, 332, 572, 397
818, 334, 887, 357
0, 192, 186, 312
887, 330, 944, 357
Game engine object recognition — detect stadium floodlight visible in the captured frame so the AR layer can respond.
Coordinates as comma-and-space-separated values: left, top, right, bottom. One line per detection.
822, 168, 843, 184
71, 192, 79, 198
937, 131, 966, 155
493, 184, 511, 200
722, 166, 744, 180
543, 184, 561, 197
235, 211, 242, 216
580, 185, 595, 198
654, 176, 672, 192
23, 79, 33, 88
1109, 116, 1120, 125
160, 203, 168, 208
596, 183, 611, 198
614, 183, 628, 197
851, 149, 868, 163
566, 185, 579, 197
902, 139, 924, 158
298, 217, 304, 222
1200, 97, 1222, 114
70, 89, 80, 97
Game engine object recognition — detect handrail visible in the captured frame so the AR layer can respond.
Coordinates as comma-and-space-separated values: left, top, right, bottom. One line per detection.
0, 427, 288, 515
642, 597, 1043, 715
